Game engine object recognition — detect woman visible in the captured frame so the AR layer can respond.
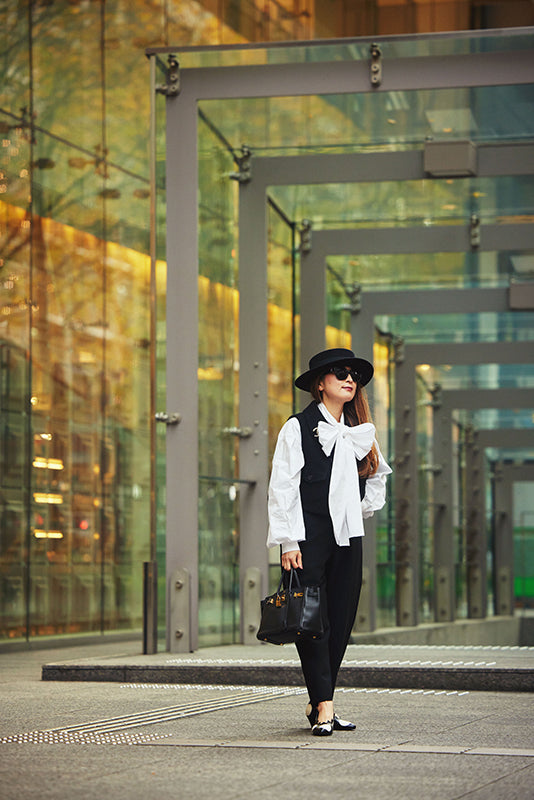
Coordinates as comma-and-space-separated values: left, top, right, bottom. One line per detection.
267, 348, 392, 736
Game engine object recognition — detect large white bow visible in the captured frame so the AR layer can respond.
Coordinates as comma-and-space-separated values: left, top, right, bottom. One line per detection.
316, 420, 376, 546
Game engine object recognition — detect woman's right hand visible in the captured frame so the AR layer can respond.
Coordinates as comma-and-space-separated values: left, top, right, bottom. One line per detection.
281, 549, 302, 571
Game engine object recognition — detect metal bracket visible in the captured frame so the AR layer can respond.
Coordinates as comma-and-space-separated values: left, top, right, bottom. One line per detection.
170, 568, 190, 653
370, 43, 382, 88
420, 463, 443, 474
229, 145, 252, 183
222, 426, 253, 439
155, 55, 180, 97
243, 567, 262, 645
300, 219, 312, 254
155, 412, 182, 425
470, 213, 481, 249
429, 383, 442, 409
393, 336, 405, 364
345, 282, 361, 313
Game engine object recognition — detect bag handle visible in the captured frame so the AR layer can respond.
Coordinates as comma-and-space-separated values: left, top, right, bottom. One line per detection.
282, 566, 302, 593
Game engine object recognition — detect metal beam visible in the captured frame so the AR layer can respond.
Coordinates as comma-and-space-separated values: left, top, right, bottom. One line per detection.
175, 49, 534, 101
440, 387, 534, 411
401, 341, 534, 368
252, 145, 534, 186
477, 429, 534, 450
312, 224, 534, 256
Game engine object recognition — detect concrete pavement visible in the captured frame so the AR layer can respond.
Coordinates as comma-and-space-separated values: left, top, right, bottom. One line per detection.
41, 640, 534, 692
1, 639, 534, 799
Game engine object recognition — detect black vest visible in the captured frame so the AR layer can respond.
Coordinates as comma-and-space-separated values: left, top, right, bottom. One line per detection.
293, 401, 367, 518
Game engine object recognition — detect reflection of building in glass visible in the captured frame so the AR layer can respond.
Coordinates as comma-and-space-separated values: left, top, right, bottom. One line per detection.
1, 1, 534, 646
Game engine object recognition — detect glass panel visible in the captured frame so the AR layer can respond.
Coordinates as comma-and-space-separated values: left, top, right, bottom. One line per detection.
0, 111, 31, 639
102, 163, 151, 632
154, 63, 168, 635
29, 118, 104, 634
373, 336, 396, 628
267, 203, 296, 590
382, 311, 534, 342
1, 2, 30, 119
267, 204, 296, 452
514, 482, 534, 612
271, 176, 534, 230
201, 84, 534, 156
151, 28, 534, 69
197, 112, 240, 645
1, 4, 153, 641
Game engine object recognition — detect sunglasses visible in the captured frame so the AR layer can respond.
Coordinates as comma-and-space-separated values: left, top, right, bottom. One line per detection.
327, 366, 360, 382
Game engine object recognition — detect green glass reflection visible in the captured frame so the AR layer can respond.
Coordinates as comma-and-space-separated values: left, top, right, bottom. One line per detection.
267, 204, 297, 591
327, 251, 534, 292
197, 113, 240, 645
513, 482, 534, 612
417, 363, 534, 391
268, 203, 296, 454
373, 333, 395, 629
0, 2, 30, 116
200, 84, 534, 156
270, 176, 534, 230
383, 311, 534, 342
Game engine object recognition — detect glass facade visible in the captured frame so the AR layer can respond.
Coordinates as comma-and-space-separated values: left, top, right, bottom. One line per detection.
2, 1, 534, 646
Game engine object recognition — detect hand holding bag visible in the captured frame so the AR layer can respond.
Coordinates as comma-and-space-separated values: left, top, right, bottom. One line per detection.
256, 567, 323, 645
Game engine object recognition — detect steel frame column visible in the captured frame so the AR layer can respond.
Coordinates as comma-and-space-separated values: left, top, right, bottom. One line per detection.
238, 146, 533, 632
467, 430, 534, 618
237, 175, 270, 644
431, 392, 456, 623
493, 463, 534, 616
159, 39, 534, 648
434, 386, 534, 622
465, 427, 487, 619
393, 342, 419, 625
396, 343, 534, 627
164, 81, 200, 652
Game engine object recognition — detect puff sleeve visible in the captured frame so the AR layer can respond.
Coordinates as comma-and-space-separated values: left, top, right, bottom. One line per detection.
361, 442, 393, 519
267, 417, 305, 553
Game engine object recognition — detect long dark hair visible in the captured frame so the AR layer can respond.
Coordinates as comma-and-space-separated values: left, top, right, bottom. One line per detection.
310, 374, 379, 478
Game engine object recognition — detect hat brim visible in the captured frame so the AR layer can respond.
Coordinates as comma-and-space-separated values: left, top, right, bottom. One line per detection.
295, 357, 374, 391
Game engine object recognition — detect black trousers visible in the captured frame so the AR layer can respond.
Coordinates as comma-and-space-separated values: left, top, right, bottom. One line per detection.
295, 513, 363, 707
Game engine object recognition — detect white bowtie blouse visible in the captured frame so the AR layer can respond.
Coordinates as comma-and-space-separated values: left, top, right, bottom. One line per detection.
267, 402, 392, 554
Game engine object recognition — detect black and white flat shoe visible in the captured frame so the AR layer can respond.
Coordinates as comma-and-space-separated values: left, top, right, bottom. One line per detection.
311, 719, 334, 736
305, 703, 318, 728
333, 714, 356, 731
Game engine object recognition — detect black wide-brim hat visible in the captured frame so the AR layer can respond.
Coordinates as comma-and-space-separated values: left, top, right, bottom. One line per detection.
295, 348, 374, 392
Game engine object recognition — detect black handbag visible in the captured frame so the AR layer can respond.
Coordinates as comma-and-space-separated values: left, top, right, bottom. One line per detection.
256, 567, 323, 645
